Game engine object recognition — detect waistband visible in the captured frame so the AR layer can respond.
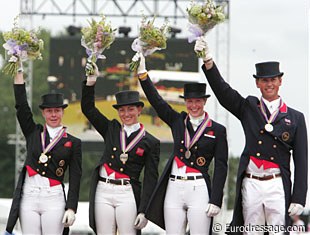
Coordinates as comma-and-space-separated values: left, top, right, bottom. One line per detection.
245, 173, 281, 181
99, 176, 131, 185
170, 174, 204, 181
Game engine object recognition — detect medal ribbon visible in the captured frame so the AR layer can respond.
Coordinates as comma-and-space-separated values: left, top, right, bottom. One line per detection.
260, 98, 282, 124
120, 124, 145, 154
184, 113, 210, 151
41, 125, 66, 154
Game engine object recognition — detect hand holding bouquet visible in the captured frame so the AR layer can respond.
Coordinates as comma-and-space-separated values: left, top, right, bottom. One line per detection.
2, 17, 44, 76
81, 15, 116, 76
187, 0, 226, 58
130, 16, 169, 72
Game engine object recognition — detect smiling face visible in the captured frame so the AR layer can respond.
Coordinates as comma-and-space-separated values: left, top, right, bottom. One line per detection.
41, 107, 64, 128
256, 76, 282, 101
185, 98, 207, 117
117, 105, 142, 126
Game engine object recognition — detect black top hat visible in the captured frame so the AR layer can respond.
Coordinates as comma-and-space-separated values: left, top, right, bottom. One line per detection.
253, 61, 284, 79
112, 90, 144, 109
39, 93, 68, 109
179, 83, 211, 99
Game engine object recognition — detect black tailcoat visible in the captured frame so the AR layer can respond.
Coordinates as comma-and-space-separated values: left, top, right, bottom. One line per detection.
202, 64, 308, 234
6, 84, 82, 234
139, 77, 228, 231
81, 82, 160, 235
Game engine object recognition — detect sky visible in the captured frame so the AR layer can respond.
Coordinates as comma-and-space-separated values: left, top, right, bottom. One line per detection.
0, 0, 309, 205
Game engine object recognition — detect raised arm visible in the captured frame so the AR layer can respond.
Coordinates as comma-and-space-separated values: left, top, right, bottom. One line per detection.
132, 53, 181, 127
195, 37, 246, 119
80, 61, 110, 137
14, 71, 36, 137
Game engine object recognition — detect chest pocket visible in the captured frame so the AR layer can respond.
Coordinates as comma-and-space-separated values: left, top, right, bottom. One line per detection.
196, 132, 216, 153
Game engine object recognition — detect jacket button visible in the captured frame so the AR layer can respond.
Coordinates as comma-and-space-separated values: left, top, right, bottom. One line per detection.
181, 140, 184, 144
180, 157, 184, 160
180, 149, 184, 152
274, 137, 277, 140
194, 146, 198, 150
113, 147, 117, 151
44, 163, 48, 167
111, 155, 115, 159
273, 145, 277, 148
260, 130, 264, 134
120, 168, 124, 172
109, 163, 112, 166
42, 171, 46, 175
36, 168, 39, 172
190, 162, 194, 166
256, 153, 261, 157
270, 156, 274, 160
258, 140, 263, 145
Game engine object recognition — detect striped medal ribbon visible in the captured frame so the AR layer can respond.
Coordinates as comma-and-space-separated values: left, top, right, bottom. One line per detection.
260, 97, 282, 132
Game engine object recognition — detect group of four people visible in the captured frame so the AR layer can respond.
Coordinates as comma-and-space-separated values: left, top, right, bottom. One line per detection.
5, 37, 307, 235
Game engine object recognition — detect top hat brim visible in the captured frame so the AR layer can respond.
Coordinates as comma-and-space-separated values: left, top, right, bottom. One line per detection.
253, 72, 284, 79
112, 101, 144, 109
39, 104, 68, 109
179, 94, 211, 99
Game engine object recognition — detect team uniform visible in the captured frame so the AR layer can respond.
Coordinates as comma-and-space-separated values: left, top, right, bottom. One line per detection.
6, 84, 82, 235
202, 63, 308, 235
81, 82, 160, 235
139, 76, 228, 235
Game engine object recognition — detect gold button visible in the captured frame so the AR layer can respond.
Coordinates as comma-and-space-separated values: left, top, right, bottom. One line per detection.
181, 140, 184, 144
113, 147, 117, 151
38, 161, 41, 164
260, 130, 264, 134
194, 146, 198, 150
274, 137, 277, 140
258, 140, 263, 145
190, 162, 194, 165
180, 149, 184, 152
270, 156, 274, 160
180, 157, 184, 160
109, 163, 112, 166
44, 163, 48, 167
120, 168, 124, 172
273, 145, 277, 148
36, 168, 39, 172
42, 171, 45, 175
111, 155, 115, 159
256, 153, 261, 157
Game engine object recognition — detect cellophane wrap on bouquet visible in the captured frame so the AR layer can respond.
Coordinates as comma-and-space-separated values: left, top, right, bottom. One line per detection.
130, 16, 169, 72
81, 16, 116, 76
2, 17, 44, 76
187, 0, 226, 58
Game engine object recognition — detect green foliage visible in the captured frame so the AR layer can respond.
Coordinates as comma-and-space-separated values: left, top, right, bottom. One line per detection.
227, 156, 240, 210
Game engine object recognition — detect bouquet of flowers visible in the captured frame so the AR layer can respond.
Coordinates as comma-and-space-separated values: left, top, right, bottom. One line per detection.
187, 0, 226, 58
2, 17, 44, 76
130, 16, 169, 72
81, 15, 116, 76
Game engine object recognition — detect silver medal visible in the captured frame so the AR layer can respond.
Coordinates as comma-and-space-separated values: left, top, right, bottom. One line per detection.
264, 123, 274, 132
185, 150, 191, 159
120, 153, 128, 164
39, 153, 48, 163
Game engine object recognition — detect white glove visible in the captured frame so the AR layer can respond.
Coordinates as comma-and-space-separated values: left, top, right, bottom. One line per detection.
62, 209, 76, 227
85, 60, 99, 82
134, 213, 148, 230
206, 203, 221, 217
132, 52, 147, 74
194, 36, 212, 62
288, 203, 304, 216
9, 55, 23, 73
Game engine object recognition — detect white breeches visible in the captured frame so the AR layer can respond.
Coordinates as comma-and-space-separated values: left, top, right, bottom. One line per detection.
164, 178, 211, 235
95, 181, 137, 235
242, 177, 285, 235
20, 184, 65, 235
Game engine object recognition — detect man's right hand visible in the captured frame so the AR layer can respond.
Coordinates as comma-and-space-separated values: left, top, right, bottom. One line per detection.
194, 36, 213, 62
86, 60, 99, 85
